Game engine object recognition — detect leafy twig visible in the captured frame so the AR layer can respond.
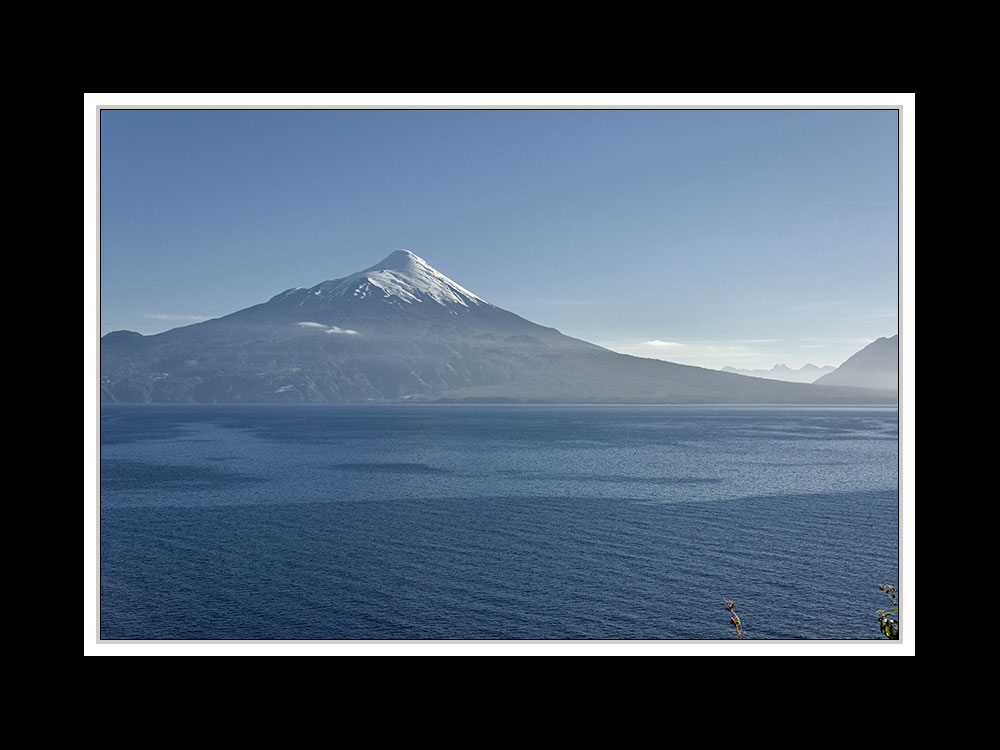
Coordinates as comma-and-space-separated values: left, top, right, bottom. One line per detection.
725, 599, 744, 639
876, 584, 899, 639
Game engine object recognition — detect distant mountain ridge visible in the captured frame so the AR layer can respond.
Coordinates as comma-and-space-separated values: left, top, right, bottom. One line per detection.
814, 335, 898, 391
721, 363, 836, 383
101, 250, 897, 404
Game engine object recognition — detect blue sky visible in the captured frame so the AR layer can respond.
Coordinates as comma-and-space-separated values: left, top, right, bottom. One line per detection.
98, 103, 900, 370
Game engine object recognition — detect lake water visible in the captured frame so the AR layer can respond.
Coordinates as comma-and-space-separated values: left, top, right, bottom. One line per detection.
98, 404, 899, 640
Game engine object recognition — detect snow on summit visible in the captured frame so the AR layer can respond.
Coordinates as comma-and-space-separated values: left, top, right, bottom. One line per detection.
313, 250, 488, 308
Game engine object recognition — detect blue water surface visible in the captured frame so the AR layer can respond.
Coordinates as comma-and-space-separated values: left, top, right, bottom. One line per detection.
99, 404, 899, 640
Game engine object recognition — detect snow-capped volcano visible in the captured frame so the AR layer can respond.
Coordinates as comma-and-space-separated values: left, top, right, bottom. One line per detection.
102, 250, 897, 405
286, 250, 488, 311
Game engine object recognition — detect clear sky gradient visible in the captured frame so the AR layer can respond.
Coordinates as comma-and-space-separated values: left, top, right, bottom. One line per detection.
99, 105, 900, 370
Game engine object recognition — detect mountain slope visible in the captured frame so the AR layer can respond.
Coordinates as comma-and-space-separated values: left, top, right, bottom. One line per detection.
101, 251, 897, 404
814, 336, 899, 391
721, 363, 836, 383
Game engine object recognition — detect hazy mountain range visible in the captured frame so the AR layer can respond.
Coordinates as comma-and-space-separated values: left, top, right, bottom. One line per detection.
721, 363, 836, 383
814, 335, 898, 391
101, 250, 898, 404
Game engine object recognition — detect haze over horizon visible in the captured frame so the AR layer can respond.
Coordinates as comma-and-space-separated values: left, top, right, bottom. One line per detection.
99, 107, 899, 370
